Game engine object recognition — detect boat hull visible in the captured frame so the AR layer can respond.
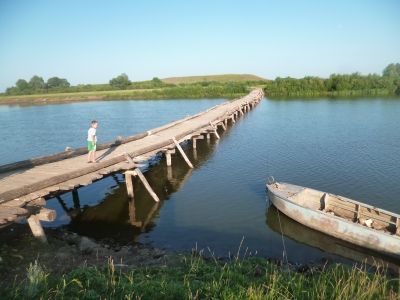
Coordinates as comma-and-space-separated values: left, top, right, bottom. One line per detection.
267, 188, 400, 258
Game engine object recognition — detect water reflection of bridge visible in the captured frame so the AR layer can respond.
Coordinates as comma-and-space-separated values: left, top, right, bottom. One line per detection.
55, 127, 224, 243
0, 89, 263, 241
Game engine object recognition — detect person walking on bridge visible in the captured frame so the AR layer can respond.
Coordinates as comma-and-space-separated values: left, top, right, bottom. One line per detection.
87, 120, 98, 163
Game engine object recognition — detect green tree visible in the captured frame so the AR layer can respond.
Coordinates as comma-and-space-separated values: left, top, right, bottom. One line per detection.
109, 73, 131, 89
29, 75, 45, 90
15, 79, 30, 92
47, 77, 70, 89
383, 63, 400, 77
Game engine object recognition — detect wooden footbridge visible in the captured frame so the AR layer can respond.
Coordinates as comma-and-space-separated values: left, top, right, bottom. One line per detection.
0, 89, 263, 241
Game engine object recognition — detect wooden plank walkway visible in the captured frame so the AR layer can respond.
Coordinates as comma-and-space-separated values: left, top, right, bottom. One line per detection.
0, 89, 263, 237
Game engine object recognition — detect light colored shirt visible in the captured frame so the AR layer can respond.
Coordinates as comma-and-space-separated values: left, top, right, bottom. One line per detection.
87, 127, 97, 142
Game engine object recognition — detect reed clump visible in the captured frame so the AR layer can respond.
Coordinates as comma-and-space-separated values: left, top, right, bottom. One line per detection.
3, 253, 398, 299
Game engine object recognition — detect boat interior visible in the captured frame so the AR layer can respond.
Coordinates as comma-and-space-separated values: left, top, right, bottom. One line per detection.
284, 186, 400, 235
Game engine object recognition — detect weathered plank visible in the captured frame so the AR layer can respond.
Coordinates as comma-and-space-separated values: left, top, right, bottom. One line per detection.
173, 138, 194, 168
134, 169, 160, 202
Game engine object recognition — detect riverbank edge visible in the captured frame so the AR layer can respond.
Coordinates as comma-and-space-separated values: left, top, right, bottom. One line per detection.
0, 225, 398, 299
0, 87, 248, 106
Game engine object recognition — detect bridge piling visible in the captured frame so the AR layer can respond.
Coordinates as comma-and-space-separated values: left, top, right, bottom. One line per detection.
173, 138, 194, 169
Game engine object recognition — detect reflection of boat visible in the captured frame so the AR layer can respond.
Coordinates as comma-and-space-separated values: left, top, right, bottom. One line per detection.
266, 205, 400, 271
266, 180, 400, 258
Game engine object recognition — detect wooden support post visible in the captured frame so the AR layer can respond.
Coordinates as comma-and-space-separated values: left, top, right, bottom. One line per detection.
356, 204, 360, 220
192, 135, 204, 150
209, 122, 220, 139
125, 171, 134, 198
27, 208, 56, 243
134, 168, 160, 202
224, 118, 228, 126
396, 218, 400, 235
220, 122, 226, 131
240, 108, 244, 116
27, 215, 47, 243
206, 133, 210, 140
173, 138, 194, 168
230, 115, 236, 123
166, 151, 172, 166
192, 138, 197, 149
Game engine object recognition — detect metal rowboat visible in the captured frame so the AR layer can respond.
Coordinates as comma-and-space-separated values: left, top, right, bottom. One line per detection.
266, 178, 400, 258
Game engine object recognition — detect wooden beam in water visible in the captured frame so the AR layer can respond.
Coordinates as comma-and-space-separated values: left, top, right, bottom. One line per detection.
133, 168, 160, 202
27, 215, 47, 243
125, 171, 134, 198
192, 138, 197, 150
166, 151, 172, 166
173, 138, 194, 168
27, 208, 56, 243
218, 122, 226, 131
191, 134, 204, 150
209, 122, 220, 139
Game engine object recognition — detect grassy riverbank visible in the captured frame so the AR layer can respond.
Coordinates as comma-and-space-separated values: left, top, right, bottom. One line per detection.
2, 66, 400, 105
1, 226, 399, 300
3, 254, 399, 299
0, 82, 252, 105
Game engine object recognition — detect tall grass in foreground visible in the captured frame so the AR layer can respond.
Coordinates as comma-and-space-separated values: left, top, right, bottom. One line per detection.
3, 255, 399, 299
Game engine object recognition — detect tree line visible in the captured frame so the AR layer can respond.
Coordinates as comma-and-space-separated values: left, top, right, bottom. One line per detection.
5, 76, 71, 95
263, 63, 400, 97
4, 63, 400, 97
4, 73, 174, 95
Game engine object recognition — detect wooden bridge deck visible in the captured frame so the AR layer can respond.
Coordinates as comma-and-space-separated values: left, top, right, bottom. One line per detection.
0, 89, 263, 236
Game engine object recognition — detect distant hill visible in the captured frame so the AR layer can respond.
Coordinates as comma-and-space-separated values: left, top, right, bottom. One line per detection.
161, 74, 266, 84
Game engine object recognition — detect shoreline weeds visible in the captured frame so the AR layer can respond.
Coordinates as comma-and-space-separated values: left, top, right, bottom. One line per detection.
1, 224, 399, 299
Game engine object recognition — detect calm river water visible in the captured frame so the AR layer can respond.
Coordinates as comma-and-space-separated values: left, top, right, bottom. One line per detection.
1, 97, 399, 265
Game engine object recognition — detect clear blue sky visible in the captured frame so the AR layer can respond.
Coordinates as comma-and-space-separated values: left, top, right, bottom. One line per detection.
0, 0, 399, 91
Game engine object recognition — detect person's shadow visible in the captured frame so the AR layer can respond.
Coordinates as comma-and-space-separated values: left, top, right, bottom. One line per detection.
96, 145, 119, 162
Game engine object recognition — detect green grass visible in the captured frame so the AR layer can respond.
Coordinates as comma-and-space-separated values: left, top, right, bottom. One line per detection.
162, 74, 267, 84
3, 255, 399, 299
0, 83, 250, 105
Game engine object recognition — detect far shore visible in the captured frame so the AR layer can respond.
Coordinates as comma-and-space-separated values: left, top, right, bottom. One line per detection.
0, 87, 249, 106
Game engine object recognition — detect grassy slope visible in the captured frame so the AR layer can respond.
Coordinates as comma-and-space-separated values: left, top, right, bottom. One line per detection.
0, 86, 249, 105
0, 74, 263, 104
162, 74, 267, 84
4, 255, 399, 299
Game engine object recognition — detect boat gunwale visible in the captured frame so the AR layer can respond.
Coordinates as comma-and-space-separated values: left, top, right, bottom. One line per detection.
266, 182, 400, 240
268, 182, 400, 219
